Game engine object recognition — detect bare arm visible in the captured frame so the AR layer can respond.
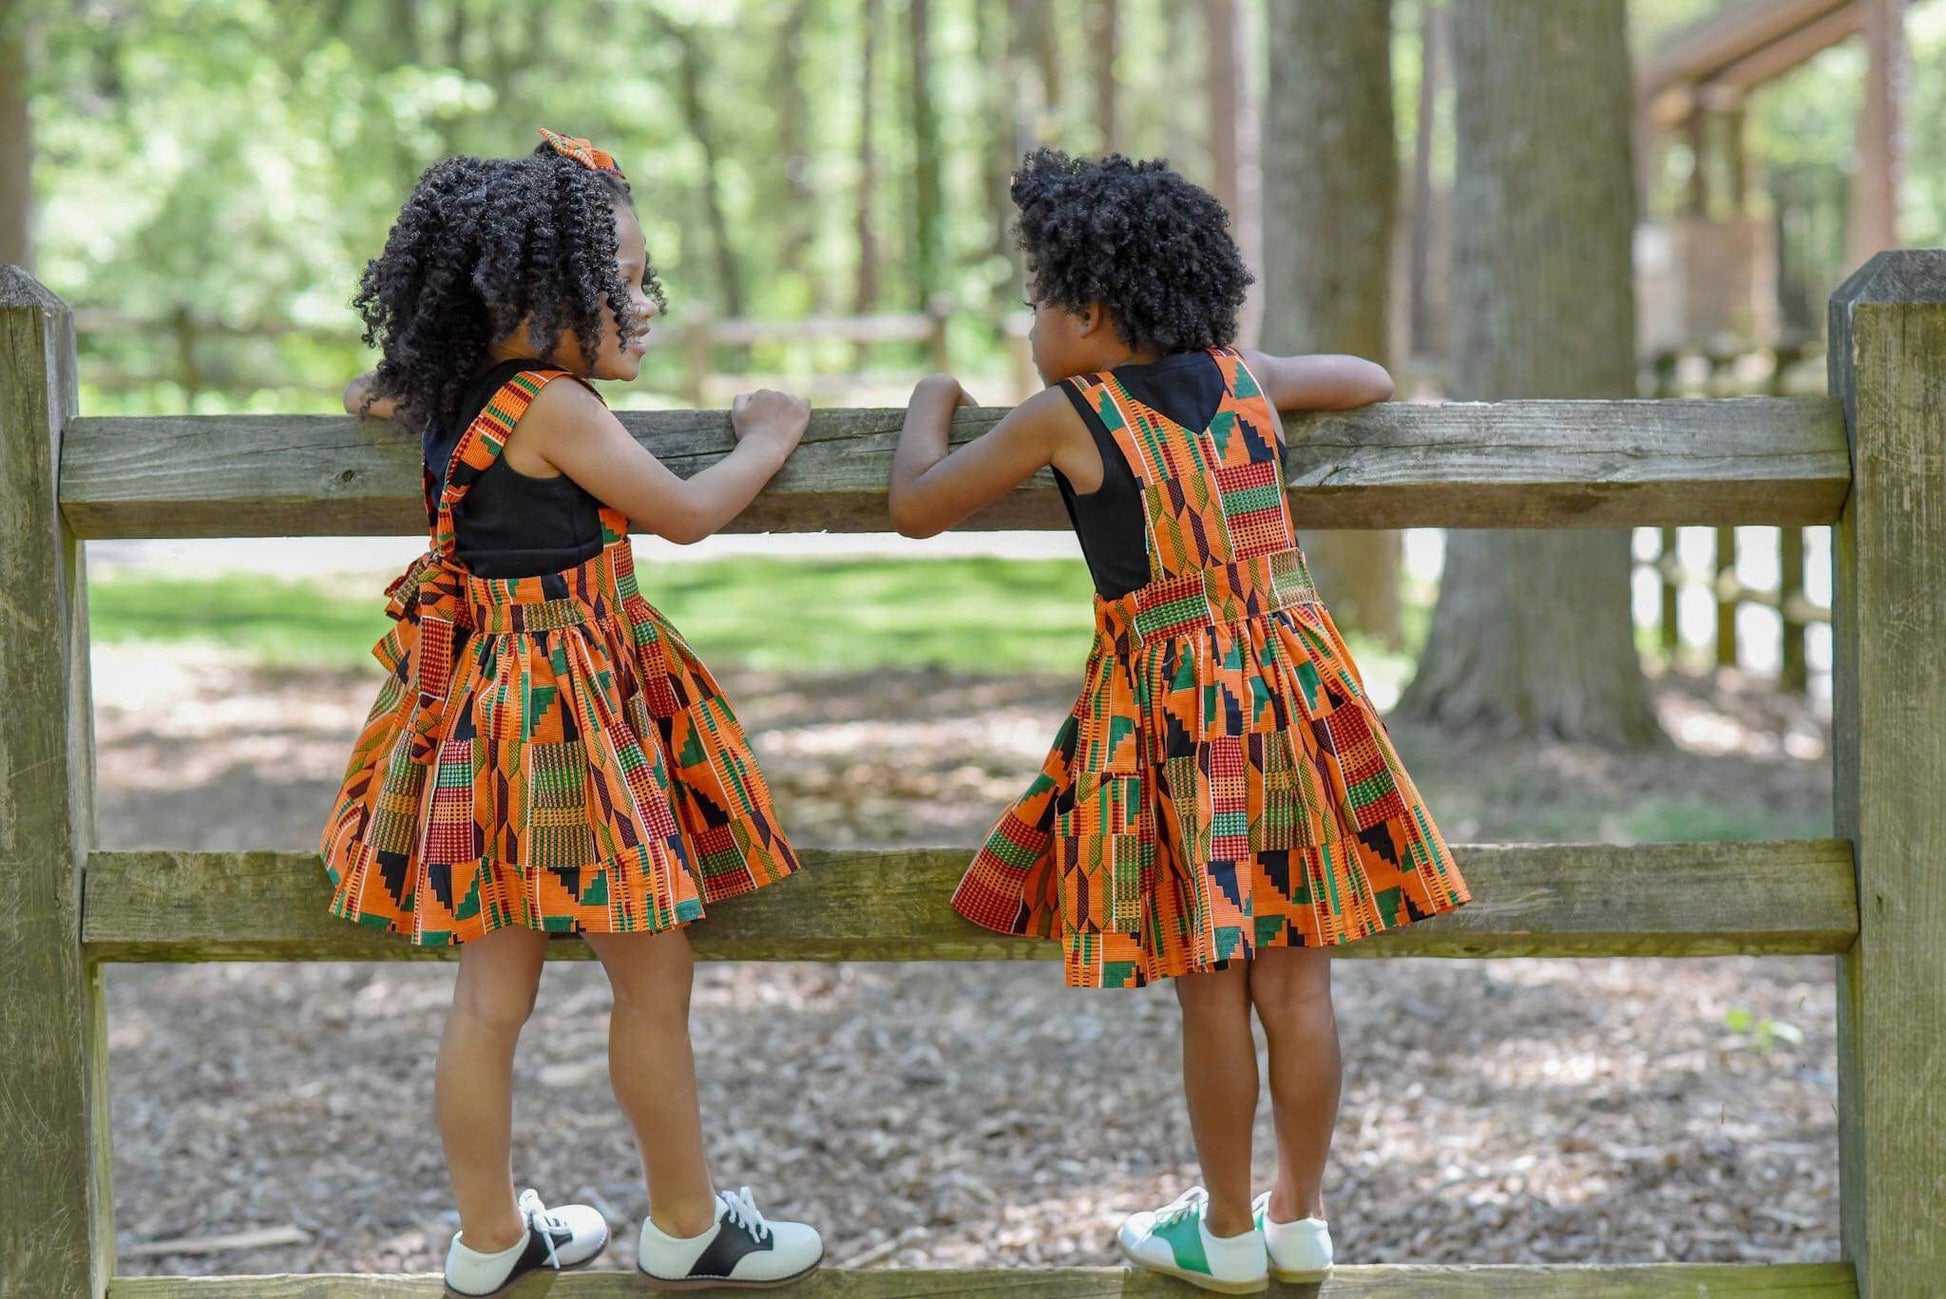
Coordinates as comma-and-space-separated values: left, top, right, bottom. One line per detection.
517, 381, 806, 544
1240, 351, 1393, 412
344, 371, 402, 420
889, 376, 1085, 539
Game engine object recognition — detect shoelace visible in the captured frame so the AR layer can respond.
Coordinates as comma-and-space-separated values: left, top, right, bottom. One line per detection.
515, 1189, 568, 1268
1154, 1186, 1210, 1230
718, 1187, 774, 1243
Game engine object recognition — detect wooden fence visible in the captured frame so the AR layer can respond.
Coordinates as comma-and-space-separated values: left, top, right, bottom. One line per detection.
4, 252, 1941, 1296
1644, 524, 1829, 690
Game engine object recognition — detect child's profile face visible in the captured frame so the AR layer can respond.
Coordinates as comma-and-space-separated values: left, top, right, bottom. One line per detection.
564, 203, 658, 382
1026, 295, 1095, 385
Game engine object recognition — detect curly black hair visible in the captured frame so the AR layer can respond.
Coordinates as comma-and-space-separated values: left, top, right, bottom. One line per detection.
352, 141, 667, 433
1011, 148, 1251, 355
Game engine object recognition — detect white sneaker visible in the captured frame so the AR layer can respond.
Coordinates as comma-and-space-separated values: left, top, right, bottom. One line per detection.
637, 1186, 823, 1288
1252, 1190, 1334, 1283
443, 1187, 608, 1298
1116, 1186, 1268, 1295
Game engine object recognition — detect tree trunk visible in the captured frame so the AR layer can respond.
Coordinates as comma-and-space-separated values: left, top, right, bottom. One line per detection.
853, 0, 882, 316
774, 0, 818, 294
1032, 0, 1061, 128
0, 27, 30, 272
1088, 0, 1119, 152
1259, 0, 1402, 648
446, 0, 467, 69
1204, 0, 1262, 346
1205, 0, 1240, 215
909, 0, 943, 302
1396, 0, 1662, 746
1407, 0, 1448, 360
980, 0, 1017, 264
656, 17, 745, 318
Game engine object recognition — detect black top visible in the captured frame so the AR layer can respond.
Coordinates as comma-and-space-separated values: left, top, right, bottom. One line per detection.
423, 359, 607, 579
1053, 350, 1230, 601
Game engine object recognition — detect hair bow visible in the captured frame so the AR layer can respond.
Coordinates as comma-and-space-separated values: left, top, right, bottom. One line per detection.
538, 127, 625, 178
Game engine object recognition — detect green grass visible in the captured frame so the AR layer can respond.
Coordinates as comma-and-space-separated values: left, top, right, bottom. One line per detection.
89, 556, 1421, 678
90, 573, 398, 666
88, 558, 1107, 673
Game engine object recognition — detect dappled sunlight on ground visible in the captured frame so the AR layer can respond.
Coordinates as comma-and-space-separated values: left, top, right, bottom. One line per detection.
92, 643, 1837, 1274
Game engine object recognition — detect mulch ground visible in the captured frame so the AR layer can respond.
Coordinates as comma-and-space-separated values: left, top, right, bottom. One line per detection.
92, 646, 1837, 1276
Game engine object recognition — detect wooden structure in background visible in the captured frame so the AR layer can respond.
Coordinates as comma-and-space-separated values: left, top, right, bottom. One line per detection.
1635, 0, 1905, 352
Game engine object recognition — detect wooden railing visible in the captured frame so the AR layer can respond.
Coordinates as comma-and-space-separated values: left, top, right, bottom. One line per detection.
5, 252, 1942, 1297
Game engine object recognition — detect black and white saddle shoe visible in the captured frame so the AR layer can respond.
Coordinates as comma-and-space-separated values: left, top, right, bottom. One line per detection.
636, 1186, 824, 1289
443, 1187, 609, 1298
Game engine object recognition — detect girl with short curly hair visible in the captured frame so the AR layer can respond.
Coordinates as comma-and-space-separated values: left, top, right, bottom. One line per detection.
890, 148, 1472, 1294
324, 130, 822, 1296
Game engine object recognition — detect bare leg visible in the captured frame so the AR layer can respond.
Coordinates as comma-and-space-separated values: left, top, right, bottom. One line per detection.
1248, 946, 1339, 1222
1174, 962, 1258, 1237
435, 925, 550, 1252
582, 928, 717, 1238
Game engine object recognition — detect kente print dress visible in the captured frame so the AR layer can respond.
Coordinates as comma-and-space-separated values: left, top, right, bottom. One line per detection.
952, 348, 1470, 988
322, 365, 800, 944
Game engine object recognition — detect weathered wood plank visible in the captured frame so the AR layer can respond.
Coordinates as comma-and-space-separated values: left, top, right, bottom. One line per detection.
59, 397, 1848, 539
81, 841, 1856, 964
1828, 250, 1946, 1295
0, 269, 108, 1299
103, 1261, 1858, 1297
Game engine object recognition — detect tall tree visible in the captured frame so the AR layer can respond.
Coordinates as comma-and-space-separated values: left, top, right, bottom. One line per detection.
651, 13, 746, 317
773, 0, 819, 295
1, 23, 30, 271
1407, 0, 1449, 359
1259, 0, 1403, 647
1397, 0, 1661, 745
980, 0, 1017, 265
908, 0, 943, 302
853, 0, 882, 315
1205, 0, 1262, 344
1088, 0, 1119, 152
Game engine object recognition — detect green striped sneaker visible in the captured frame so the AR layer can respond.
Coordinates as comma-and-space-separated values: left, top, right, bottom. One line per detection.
1252, 1191, 1334, 1283
1116, 1186, 1268, 1295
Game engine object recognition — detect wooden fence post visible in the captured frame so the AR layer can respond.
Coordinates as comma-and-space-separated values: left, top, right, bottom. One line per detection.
0, 267, 109, 1297
1829, 248, 1946, 1298
1714, 526, 1740, 669
923, 291, 954, 372
1779, 526, 1808, 693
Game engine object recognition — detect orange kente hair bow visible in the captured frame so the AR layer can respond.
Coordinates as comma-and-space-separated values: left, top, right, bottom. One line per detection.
537, 127, 625, 178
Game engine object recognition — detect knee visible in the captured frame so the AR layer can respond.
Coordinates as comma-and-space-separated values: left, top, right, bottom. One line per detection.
1248, 951, 1333, 1026
452, 974, 540, 1036
1174, 962, 1249, 1016
593, 933, 693, 1021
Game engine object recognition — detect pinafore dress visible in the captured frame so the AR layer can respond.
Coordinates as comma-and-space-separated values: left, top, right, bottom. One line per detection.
321, 368, 800, 945
952, 349, 1470, 988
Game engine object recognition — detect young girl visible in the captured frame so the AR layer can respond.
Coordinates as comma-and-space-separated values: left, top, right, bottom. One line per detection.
890, 150, 1472, 1294
323, 130, 823, 1297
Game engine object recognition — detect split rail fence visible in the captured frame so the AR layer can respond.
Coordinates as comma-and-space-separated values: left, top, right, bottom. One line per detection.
4, 252, 1942, 1296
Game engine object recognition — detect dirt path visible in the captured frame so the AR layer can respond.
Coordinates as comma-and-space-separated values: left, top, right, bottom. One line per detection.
93, 647, 1837, 1275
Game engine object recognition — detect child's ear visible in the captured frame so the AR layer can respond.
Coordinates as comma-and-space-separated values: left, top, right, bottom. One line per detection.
1077, 301, 1111, 339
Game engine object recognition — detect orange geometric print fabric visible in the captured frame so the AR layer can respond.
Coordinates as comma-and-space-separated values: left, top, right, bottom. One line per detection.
952, 350, 1470, 988
321, 370, 800, 945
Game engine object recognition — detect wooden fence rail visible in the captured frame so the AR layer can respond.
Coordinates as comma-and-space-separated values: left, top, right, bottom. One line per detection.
5, 253, 1944, 1298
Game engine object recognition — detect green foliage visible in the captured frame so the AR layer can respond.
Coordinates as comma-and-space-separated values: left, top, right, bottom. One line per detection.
1723, 1006, 1806, 1053
24, 0, 1941, 416
86, 559, 1103, 672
